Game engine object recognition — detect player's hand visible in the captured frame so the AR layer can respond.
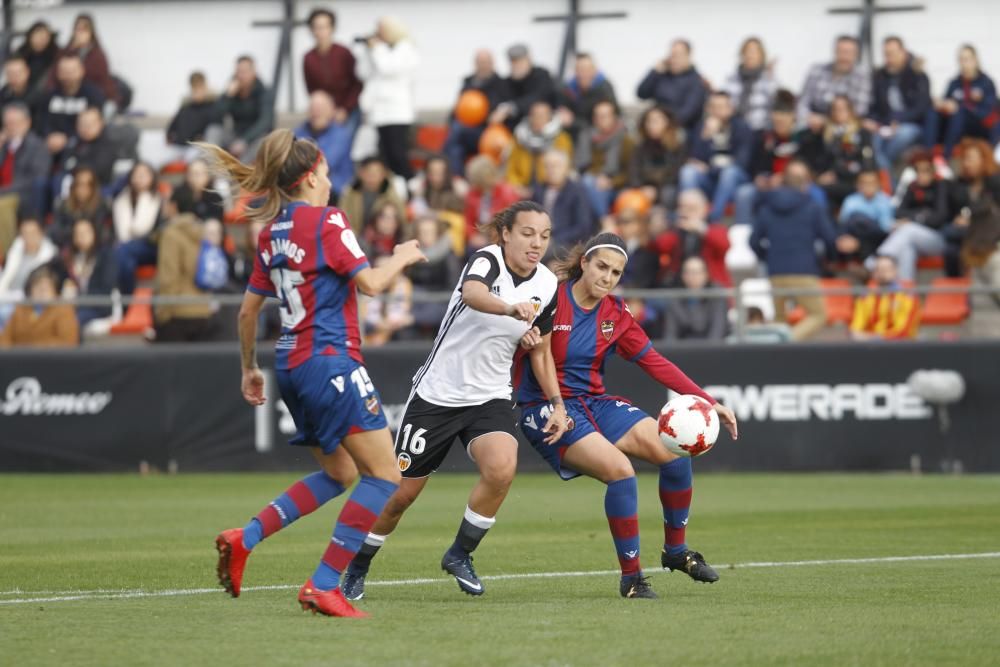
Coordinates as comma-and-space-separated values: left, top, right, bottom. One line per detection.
520, 326, 542, 350
714, 403, 738, 440
506, 301, 536, 322
393, 239, 427, 266
543, 403, 570, 444
241, 367, 266, 406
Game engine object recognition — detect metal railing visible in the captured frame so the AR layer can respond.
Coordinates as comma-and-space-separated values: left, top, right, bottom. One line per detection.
2, 283, 998, 342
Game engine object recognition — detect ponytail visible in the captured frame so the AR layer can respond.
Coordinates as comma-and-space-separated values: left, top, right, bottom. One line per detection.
193, 129, 322, 226
552, 232, 628, 282
478, 200, 547, 246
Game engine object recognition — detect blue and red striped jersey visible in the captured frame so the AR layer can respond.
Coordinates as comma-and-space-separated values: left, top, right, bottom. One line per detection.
515, 281, 715, 404
247, 202, 369, 370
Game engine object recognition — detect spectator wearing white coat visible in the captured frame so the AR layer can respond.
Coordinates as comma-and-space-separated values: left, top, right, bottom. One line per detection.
355, 16, 419, 179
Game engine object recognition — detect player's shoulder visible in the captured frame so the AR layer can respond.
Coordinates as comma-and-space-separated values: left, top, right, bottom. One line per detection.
602, 294, 632, 321
533, 262, 558, 294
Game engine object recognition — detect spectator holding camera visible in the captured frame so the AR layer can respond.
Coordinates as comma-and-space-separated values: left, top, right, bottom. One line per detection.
354, 16, 419, 179
637, 39, 708, 131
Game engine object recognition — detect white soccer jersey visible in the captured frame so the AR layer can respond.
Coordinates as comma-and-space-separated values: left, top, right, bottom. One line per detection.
412, 244, 558, 407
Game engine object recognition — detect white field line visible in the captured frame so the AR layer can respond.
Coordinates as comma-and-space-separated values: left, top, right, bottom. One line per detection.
1, 551, 998, 607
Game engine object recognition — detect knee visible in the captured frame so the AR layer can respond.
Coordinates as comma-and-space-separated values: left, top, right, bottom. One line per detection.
602, 458, 635, 484
326, 466, 358, 489
479, 455, 517, 490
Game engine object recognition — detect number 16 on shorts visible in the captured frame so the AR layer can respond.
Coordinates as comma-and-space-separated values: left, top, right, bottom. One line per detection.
396, 423, 427, 472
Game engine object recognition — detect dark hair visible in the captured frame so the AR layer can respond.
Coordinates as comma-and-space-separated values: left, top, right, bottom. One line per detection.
359, 155, 384, 169
67, 166, 102, 212
71, 217, 100, 256
236, 55, 255, 66
771, 89, 797, 113
17, 21, 57, 60
836, 34, 859, 47
72, 14, 100, 47
480, 200, 547, 245
740, 36, 766, 62
908, 148, 935, 167
307, 8, 336, 28
58, 52, 84, 65
196, 130, 323, 225
883, 35, 904, 48
189, 71, 206, 87
672, 38, 692, 54
552, 232, 627, 282
710, 90, 732, 100
639, 105, 682, 151
574, 51, 592, 62
746, 306, 765, 323
25, 265, 58, 294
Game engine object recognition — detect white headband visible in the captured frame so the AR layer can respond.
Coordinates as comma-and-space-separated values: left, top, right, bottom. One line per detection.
585, 243, 629, 262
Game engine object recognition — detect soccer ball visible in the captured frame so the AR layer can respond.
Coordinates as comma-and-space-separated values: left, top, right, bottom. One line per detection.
658, 395, 720, 458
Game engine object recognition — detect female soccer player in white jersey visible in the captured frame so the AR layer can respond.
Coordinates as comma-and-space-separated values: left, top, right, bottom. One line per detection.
517, 232, 738, 599
341, 200, 570, 599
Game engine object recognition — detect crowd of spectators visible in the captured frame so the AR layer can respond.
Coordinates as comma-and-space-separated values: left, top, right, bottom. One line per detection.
2, 8, 1000, 349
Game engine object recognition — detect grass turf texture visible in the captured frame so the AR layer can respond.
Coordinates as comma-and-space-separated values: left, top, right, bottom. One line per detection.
1, 473, 999, 667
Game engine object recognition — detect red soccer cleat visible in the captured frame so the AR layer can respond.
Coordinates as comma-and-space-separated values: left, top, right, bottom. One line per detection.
298, 580, 370, 618
215, 528, 251, 598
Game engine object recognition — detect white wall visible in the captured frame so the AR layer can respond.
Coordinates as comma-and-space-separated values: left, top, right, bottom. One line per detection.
14, 0, 1000, 117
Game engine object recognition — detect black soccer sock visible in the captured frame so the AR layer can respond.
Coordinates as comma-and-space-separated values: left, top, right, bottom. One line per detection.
448, 505, 496, 556
348, 533, 386, 573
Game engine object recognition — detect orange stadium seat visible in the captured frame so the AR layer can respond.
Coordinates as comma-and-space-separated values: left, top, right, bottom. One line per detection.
917, 255, 944, 270
110, 287, 153, 335
134, 265, 157, 282
921, 277, 970, 325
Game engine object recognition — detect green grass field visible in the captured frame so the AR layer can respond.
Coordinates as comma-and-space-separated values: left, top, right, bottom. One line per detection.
2, 473, 999, 667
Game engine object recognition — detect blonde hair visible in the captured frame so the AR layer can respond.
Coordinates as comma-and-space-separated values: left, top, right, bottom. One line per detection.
193, 129, 322, 226
379, 16, 408, 45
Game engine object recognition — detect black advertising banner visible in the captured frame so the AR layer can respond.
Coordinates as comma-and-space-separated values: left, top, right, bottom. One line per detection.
1, 342, 997, 472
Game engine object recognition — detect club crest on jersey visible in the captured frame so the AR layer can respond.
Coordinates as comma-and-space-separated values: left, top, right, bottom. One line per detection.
530, 296, 543, 314
396, 453, 412, 472
601, 319, 615, 340
365, 396, 380, 415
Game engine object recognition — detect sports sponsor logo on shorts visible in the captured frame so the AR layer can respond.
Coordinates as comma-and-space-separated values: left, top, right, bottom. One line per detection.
365, 395, 380, 415
601, 319, 615, 340
397, 452, 412, 472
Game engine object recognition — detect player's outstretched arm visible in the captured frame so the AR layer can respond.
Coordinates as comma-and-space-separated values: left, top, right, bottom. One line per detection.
354, 240, 427, 296
238, 290, 268, 406
527, 334, 570, 444
462, 280, 536, 320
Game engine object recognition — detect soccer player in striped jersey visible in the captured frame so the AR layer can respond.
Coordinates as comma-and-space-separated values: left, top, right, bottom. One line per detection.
516, 232, 738, 599
205, 130, 426, 617
341, 201, 570, 600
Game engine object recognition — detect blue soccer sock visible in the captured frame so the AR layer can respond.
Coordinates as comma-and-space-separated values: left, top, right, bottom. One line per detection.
312, 476, 398, 591
242, 471, 346, 550
659, 458, 693, 555
605, 476, 641, 576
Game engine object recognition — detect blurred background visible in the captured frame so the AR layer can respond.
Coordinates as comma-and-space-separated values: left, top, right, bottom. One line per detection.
1, 0, 998, 474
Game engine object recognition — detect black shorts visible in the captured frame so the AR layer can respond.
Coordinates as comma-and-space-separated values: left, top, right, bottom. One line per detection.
394, 394, 517, 478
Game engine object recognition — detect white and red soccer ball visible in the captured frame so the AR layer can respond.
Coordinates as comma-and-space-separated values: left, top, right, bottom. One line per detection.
658, 395, 720, 458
